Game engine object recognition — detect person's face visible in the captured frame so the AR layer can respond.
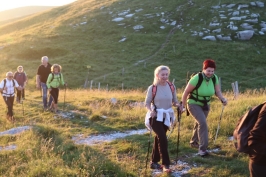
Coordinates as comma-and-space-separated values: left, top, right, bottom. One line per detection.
157, 69, 169, 83
7, 74, 13, 80
42, 59, 48, 65
18, 67, 23, 73
54, 67, 59, 73
203, 67, 215, 78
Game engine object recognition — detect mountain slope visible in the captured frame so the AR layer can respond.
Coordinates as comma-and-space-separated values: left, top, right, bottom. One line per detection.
0, 0, 265, 91
0, 6, 56, 22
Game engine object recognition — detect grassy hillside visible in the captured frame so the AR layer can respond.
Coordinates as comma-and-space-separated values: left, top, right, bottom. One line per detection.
0, 0, 265, 91
0, 88, 265, 176
0, 6, 56, 23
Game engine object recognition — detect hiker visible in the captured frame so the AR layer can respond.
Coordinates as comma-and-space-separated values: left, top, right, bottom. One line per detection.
145, 65, 180, 172
0, 72, 22, 121
36, 56, 53, 110
46, 64, 66, 113
181, 59, 227, 156
14, 66, 27, 103
248, 103, 266, 176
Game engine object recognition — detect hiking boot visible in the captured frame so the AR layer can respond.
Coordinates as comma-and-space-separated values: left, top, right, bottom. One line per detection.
150, 162, 162, 169
198, 150, 209, 157
190, 142, 199, 149
162, 165, 172, 173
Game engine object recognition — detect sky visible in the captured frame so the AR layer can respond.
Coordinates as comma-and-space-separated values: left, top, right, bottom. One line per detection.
0, 0, 77, 12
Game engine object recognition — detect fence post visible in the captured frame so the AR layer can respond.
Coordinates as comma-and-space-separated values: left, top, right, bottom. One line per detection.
98, 82, 100, 90
90, 80, 93, 90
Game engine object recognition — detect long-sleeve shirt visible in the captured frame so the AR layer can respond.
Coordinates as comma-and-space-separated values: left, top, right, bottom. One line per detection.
248, 103, 266, 165
0, 79, 19, 97
144, 83, 178, 129
46, 73, 65, 89
14, 71, 27, 86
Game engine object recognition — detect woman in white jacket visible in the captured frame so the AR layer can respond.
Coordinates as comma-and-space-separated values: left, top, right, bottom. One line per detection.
145, 65, 180, 172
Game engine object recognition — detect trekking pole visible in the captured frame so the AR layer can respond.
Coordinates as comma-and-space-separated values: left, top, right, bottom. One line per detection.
176, 104, 182, 163
214, 105, 225, 144
145, 117, 153, 170
22, 100, 24, 116
63, 83, 67, 111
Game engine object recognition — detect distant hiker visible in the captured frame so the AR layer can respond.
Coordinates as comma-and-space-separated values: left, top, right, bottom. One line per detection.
181, 59, 227, 156
145, 65, 180, 172
0, 71, 22, 121
248, 103, 266, 176
46, 64, 66, 113
36, 56, 53, 110
14, 66, 27, 103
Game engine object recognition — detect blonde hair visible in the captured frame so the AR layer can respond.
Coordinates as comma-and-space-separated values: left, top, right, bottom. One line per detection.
153, 65, 170, 85
17, 66, 23, 72
51, 64, 62, 73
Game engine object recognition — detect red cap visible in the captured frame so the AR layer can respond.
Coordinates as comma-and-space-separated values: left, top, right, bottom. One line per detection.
203, 59, 216, 70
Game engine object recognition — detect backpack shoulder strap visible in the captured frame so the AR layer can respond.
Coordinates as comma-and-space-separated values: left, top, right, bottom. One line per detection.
152, 85, 157, 103
192, 72, 203, 92
212, 74, 217, 85
166, 80, 175, 94
50, 73, 54, 82
12, 79, 15, 87
3, 79, 6, 87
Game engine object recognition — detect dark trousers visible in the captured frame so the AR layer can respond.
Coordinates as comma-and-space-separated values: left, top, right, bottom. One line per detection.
16, 88, 25, 101
50, 88, 59, 104
150, 118, 170, 166
249, 160, 266, 177
3, 96, 15, 117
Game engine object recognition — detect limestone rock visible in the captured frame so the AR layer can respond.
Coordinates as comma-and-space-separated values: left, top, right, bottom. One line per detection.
237, 30, 254, 40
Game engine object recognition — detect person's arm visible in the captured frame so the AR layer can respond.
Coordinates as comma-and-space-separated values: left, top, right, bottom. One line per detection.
0, 80, 4, 92
144, 86, 156, 118
15, 80, 22, 90
214, 76, 227, 105
172, 85, 180, 107
60, 74, 65, 86
181, 83, 195, 110
46, 74, 52, 89
36, 75, 40, 89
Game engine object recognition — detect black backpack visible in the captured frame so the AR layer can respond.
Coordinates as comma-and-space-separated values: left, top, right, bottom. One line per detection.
186, 72, 217, 116
0, 79, 16, 94
233, 102, 265, 153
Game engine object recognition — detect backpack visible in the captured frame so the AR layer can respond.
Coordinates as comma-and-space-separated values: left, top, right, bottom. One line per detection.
186, 72, 217, 116
233, 102, 265, 153
49, 73, 61, 83
0, 79, 16, 94
151, 80, 175, 102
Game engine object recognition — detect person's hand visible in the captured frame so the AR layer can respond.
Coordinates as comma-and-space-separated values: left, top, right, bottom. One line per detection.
150, 110, 157, 118
48, 88, 52, 92
221, 98, 228, 106
36, 84, 40, 89
18, 86, 23, 90
179, 102, 186, 113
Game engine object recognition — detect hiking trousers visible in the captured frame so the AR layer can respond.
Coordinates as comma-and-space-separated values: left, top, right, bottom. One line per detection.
150, 118, 170, 166
2, 96, 15, 117
41, 82, 53, 109
50, 87, 59, 104
188, 104, 210, 151
16, 88, 25, 101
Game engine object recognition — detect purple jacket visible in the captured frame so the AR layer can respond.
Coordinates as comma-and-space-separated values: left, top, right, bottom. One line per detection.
14, 71, 27, 86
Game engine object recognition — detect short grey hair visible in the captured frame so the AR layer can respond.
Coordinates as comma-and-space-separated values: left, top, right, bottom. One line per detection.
6, 71, 13, 76
41, 56, 49, 62
153, 65, 170, 85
